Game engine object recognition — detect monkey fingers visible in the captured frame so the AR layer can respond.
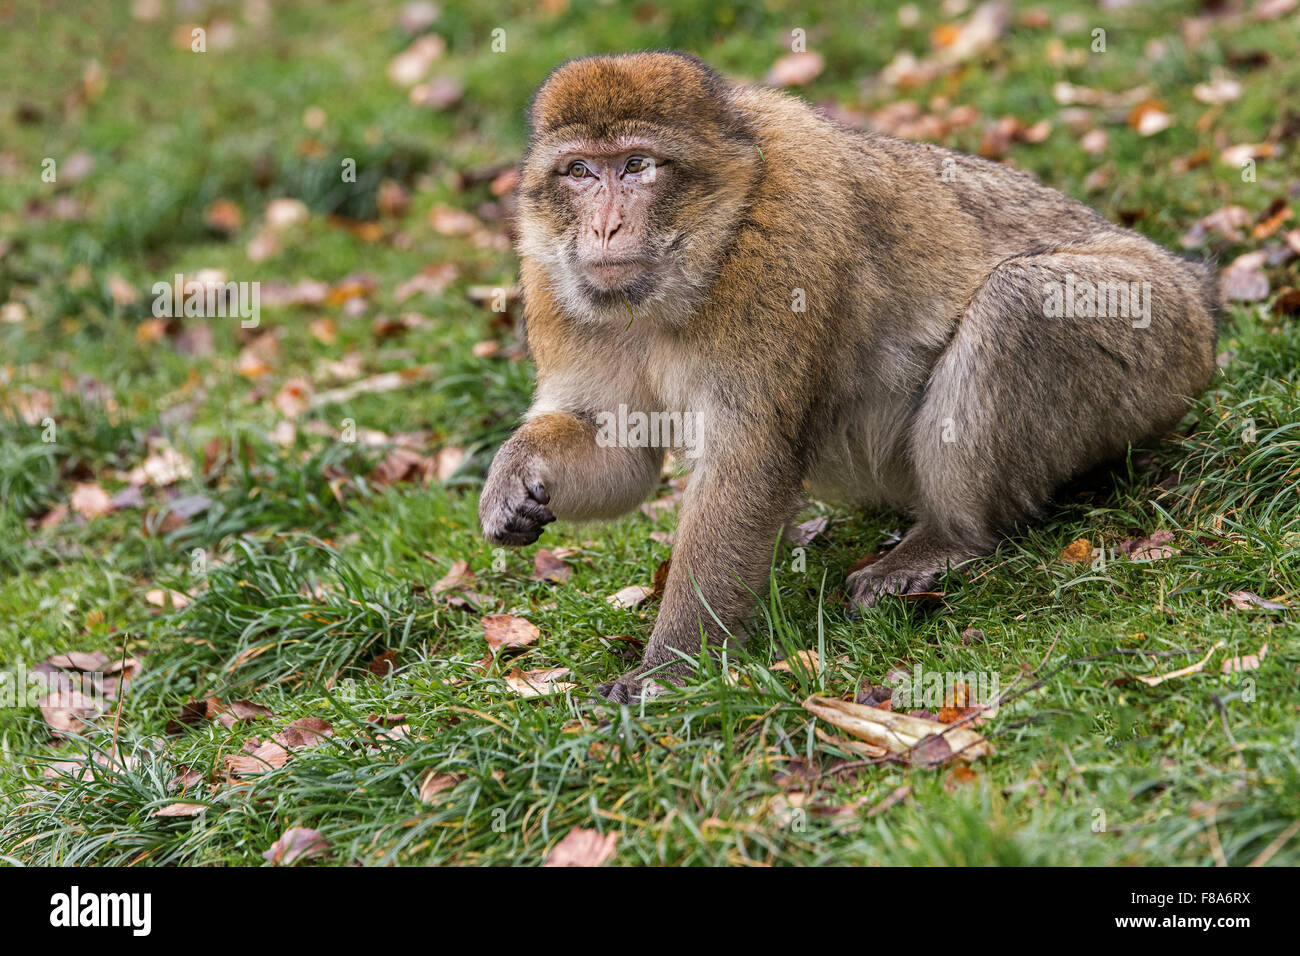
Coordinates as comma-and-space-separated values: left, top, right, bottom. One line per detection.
481, 474, 555, 546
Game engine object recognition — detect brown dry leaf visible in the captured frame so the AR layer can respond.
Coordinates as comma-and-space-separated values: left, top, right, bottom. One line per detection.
1221, 252, 1270, 302
1128, 100, 1173, 137
410, 76, 464, 109
204, 198, 243, 234
1135, 641, 1225, 687
935, 0, 1009, 63
944, 764, 979, 792
418, 771, 463, 804
263, 197, 310, 231
533, 549, 572, 584
788, 515, 828, 546
272, 377, 313, 418
767, 51, 823, 87
369, 445, 435, 486
804, 694, 991, 762
1060, 538, 1092, 563
38, 689, 102, 736
543, 827, 618, 867
310, 365, 435, 407
106, 274, 137, 306
435, 446, 465, 482
814, 727, 888, 758
1228, 590, 1290, 611
263, 827, 330, 866
430, 204, 479, 236
273, 716, 334, 750
481, 614, 540, 654
607, 584, 653, 609
70, 482, 114, 519
868, 784, 912, 817
1123, 529, 1179, 562
1273, 288, 1300, 318
772, 649, 820, 674
394, 263, 458, 302
505, 666, 576, 698
938, 682, 986, 725
1181, 204, 1251, 248
308, 316, 337, 345
1193, 74, 1243, 105
433, 559, 474, 593
1221, 643, 1268, 674
1252, 198, 1293, 240
8, 386, 52, 425
236, 332, 280, 379
128, 440, 192, 487
1220, 141, 1275, 168
145, 587, 190, 610
387, 34, 445, 87
224, 740, 290, 777
151, 802, 208, 818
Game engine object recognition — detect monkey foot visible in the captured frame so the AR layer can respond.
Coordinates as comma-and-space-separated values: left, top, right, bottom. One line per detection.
846, 561, 941, 609
595, 661, 689, 704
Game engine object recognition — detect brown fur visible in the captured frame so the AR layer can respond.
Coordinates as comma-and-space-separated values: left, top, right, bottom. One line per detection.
479, 52, 1219, 701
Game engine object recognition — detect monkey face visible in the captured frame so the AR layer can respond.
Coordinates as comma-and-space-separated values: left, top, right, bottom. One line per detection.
516, 53, 762, 325
550, 141, 667, 301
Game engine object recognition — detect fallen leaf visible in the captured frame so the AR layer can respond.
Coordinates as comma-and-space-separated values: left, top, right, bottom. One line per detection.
128, 440, 192, 487
1128, 100, 1173, 137
607, 584, 653, 609
481, 614, 540, 654
804, 694, 991, 762
1135, 641, 1225, 687
263, 197, 310, 231
1221, 643, 1268, 674
145, 587, 190, 609
505, 667, 575, 698
272, 717, 334, 750
533, 549, 572, 584
543, 827, 617, 867
772, 649, 820, 674
1193, 73, 1242, 105
867, 784, 912, 817
767, 51, 824, 87
1228, 590, 1290, 611
418, 771, 463, 803
430, 204, 479, 236
272, 377, 313, 418
263, 827, 330, 866
1181, 204, 1251, 248
151, 802, 208, 818
1060, 538, 1092, 563
1252, 198, 1293, 240
788, 515, 828, 546
224, 740, 290, 777
70, 482, 114, 519
204, 199, 243, 234
1123, 529, 1179, 562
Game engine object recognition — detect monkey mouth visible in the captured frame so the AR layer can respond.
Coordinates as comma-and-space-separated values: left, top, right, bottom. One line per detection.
579, 258, 649, 291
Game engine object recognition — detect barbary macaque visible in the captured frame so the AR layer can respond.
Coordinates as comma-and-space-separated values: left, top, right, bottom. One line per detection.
479, 52, 1219, 701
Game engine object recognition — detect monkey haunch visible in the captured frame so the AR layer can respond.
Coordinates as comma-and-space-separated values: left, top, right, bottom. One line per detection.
480, 52, 1219, 702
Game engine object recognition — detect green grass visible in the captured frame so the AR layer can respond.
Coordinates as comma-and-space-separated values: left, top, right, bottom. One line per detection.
1, 0, 1298, 866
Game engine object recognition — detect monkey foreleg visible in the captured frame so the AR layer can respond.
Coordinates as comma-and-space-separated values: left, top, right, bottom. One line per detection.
480, 411, 663, 546
599, 450, 802, 702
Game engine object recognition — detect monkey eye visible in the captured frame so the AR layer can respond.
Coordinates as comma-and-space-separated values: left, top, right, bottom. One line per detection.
624, 156, 652, 175
566, 161, 593, 179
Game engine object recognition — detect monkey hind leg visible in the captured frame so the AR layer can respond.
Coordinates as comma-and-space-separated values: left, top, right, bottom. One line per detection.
886, 235, 1217, 594
847, 521, 988, 608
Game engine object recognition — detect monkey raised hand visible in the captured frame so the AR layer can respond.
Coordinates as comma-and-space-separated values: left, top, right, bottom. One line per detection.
481, 52, 1218, 702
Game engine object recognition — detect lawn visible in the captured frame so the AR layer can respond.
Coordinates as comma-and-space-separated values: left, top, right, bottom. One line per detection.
0, 0, 1297, 866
